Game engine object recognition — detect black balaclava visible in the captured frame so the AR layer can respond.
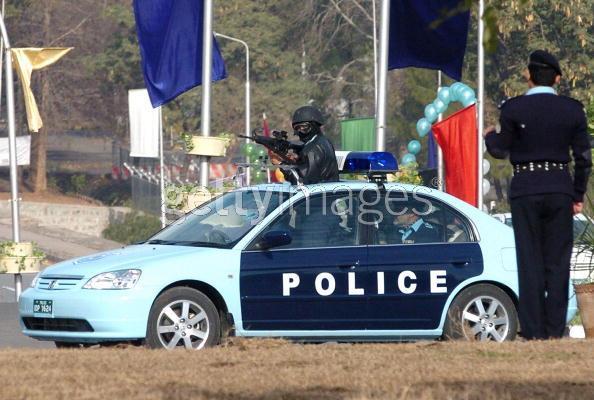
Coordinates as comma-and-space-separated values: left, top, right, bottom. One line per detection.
294, 121, 321, 143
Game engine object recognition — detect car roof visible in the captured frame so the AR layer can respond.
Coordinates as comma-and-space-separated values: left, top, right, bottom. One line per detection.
240, 181, 430, 194
237, 182, 478, 212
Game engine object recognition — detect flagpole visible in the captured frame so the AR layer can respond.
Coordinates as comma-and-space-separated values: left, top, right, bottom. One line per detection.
372, 0, 378, 112
375, 0, 390, 152
199, 0, 214, 188
0, 0, 5, 115
158, 107, 166, 228
477, 0, 485, 209
0, 12, 22, 300
437, 71, 444, 191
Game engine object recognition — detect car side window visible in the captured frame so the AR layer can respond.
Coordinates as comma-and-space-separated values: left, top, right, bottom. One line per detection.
374, 196, 441, 245
443, 208, 472, 243
372, 193, 473, 245
248, 192, 360, 250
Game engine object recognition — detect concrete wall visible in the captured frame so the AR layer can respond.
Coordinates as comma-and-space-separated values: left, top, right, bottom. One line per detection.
47, 131, 114, 154
0, 202, 130, 238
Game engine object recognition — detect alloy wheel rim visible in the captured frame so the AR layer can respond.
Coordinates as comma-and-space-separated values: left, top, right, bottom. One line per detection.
461, 295, 510, 342
156, 300, 209, 349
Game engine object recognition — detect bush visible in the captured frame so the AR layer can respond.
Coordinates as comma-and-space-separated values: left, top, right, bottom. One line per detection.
70, 174, 87, 194
388, 163, 423, 185
45, 173, 132, 206
88, 176, 131, 206
103, 212, 162, 244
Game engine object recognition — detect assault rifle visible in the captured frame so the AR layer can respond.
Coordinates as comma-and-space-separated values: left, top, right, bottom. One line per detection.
238, 129, 303, 164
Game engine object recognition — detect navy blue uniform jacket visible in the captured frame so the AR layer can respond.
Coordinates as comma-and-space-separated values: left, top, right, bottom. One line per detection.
485, 92, 592, 201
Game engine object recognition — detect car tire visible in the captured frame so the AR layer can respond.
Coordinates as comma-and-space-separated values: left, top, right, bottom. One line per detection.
443, 283, 518, 342
146, 287, 220, 350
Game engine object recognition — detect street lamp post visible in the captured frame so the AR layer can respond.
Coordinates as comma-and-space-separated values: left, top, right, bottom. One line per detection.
214, 32, 251, 185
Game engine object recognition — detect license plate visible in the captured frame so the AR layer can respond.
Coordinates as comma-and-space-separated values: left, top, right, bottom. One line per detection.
33, 300, 53, 315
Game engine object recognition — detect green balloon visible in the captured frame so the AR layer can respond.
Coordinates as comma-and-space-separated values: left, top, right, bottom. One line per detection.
257, 147, 267, 158
253, 170, 264, 183
243, 143, 255, 156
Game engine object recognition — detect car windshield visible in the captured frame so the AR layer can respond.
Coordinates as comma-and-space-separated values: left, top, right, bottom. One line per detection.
147, 189, 288, 248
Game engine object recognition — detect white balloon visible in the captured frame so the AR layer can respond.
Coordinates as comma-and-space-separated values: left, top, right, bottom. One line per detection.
483, 159, 491, 175
482, 178, 491, 195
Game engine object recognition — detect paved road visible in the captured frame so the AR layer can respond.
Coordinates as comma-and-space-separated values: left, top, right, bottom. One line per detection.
0, 273, 35, 303
0, 303, 54, 348
1, 274, 54, 348
0, 219, 121, 348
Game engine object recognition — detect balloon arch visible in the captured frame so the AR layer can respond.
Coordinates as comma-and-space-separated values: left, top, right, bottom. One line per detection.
402, 82, 476, 166
402, 82, 491, 195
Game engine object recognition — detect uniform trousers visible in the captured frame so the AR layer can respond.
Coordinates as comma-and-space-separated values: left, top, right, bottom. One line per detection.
510, 193, 573, 339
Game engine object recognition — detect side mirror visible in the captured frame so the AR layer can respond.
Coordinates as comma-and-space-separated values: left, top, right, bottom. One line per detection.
260, 230, 292, 250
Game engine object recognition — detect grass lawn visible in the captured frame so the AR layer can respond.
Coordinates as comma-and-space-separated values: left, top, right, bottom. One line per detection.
1, 338, 593, 399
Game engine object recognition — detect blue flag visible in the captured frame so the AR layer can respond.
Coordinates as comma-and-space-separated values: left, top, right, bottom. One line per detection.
388, 0, 470, 81
426, 130, 437, 169
133, 0, 227, 107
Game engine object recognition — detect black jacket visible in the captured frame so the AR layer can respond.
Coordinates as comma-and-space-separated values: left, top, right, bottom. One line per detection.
485, 92, 592, 201
284, 133, 339, 185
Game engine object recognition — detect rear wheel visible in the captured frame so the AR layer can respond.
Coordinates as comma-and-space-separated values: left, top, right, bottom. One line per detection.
443, 284, 518, 342
146, 287, 220, 350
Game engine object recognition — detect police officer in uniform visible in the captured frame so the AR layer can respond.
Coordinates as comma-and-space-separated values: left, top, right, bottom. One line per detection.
382, 204, 440, 244
485, 50, 592, 340
272, 105, 339, 185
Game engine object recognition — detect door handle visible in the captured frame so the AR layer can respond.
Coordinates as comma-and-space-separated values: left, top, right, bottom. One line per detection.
339, 260, 360, 270
451, 259, 470, 267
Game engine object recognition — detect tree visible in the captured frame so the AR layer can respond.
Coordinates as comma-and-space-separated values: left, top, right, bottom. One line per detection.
4, 0, 592, 194
90, 0, 317, 155
6, 0, 123, 191
27, 0, 52, 192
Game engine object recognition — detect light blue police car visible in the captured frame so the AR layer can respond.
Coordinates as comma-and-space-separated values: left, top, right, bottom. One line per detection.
19, 152, 577, 349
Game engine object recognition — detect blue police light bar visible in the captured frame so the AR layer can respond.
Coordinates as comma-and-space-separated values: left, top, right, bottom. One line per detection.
336, 151, 398, 174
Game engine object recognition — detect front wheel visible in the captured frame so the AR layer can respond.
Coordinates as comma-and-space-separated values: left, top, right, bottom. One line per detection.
443, 284, 518, 342
146, 287, 220, 350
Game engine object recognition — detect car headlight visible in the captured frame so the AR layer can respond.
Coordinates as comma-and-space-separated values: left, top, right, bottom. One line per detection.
31, 272, 41, 288
83, 269, 141, 290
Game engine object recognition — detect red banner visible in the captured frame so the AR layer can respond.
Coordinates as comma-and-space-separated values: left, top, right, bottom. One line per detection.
432, 104, 478, 207
262, 113, 271, 137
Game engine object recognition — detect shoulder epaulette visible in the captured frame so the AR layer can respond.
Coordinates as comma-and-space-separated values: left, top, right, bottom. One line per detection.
558, 95, 584, 109
498, 95, 522, 110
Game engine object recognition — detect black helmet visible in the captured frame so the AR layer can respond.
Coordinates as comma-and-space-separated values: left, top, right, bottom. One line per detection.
292, 105, 325, 126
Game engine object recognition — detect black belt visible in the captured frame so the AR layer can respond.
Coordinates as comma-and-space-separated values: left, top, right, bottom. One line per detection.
513, 161, 568, 174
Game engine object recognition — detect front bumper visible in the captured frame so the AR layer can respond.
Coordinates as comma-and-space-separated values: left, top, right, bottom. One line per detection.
19, 286, 155, 343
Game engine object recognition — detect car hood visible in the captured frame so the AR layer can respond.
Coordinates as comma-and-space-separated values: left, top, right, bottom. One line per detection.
40, 244, 222, 278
